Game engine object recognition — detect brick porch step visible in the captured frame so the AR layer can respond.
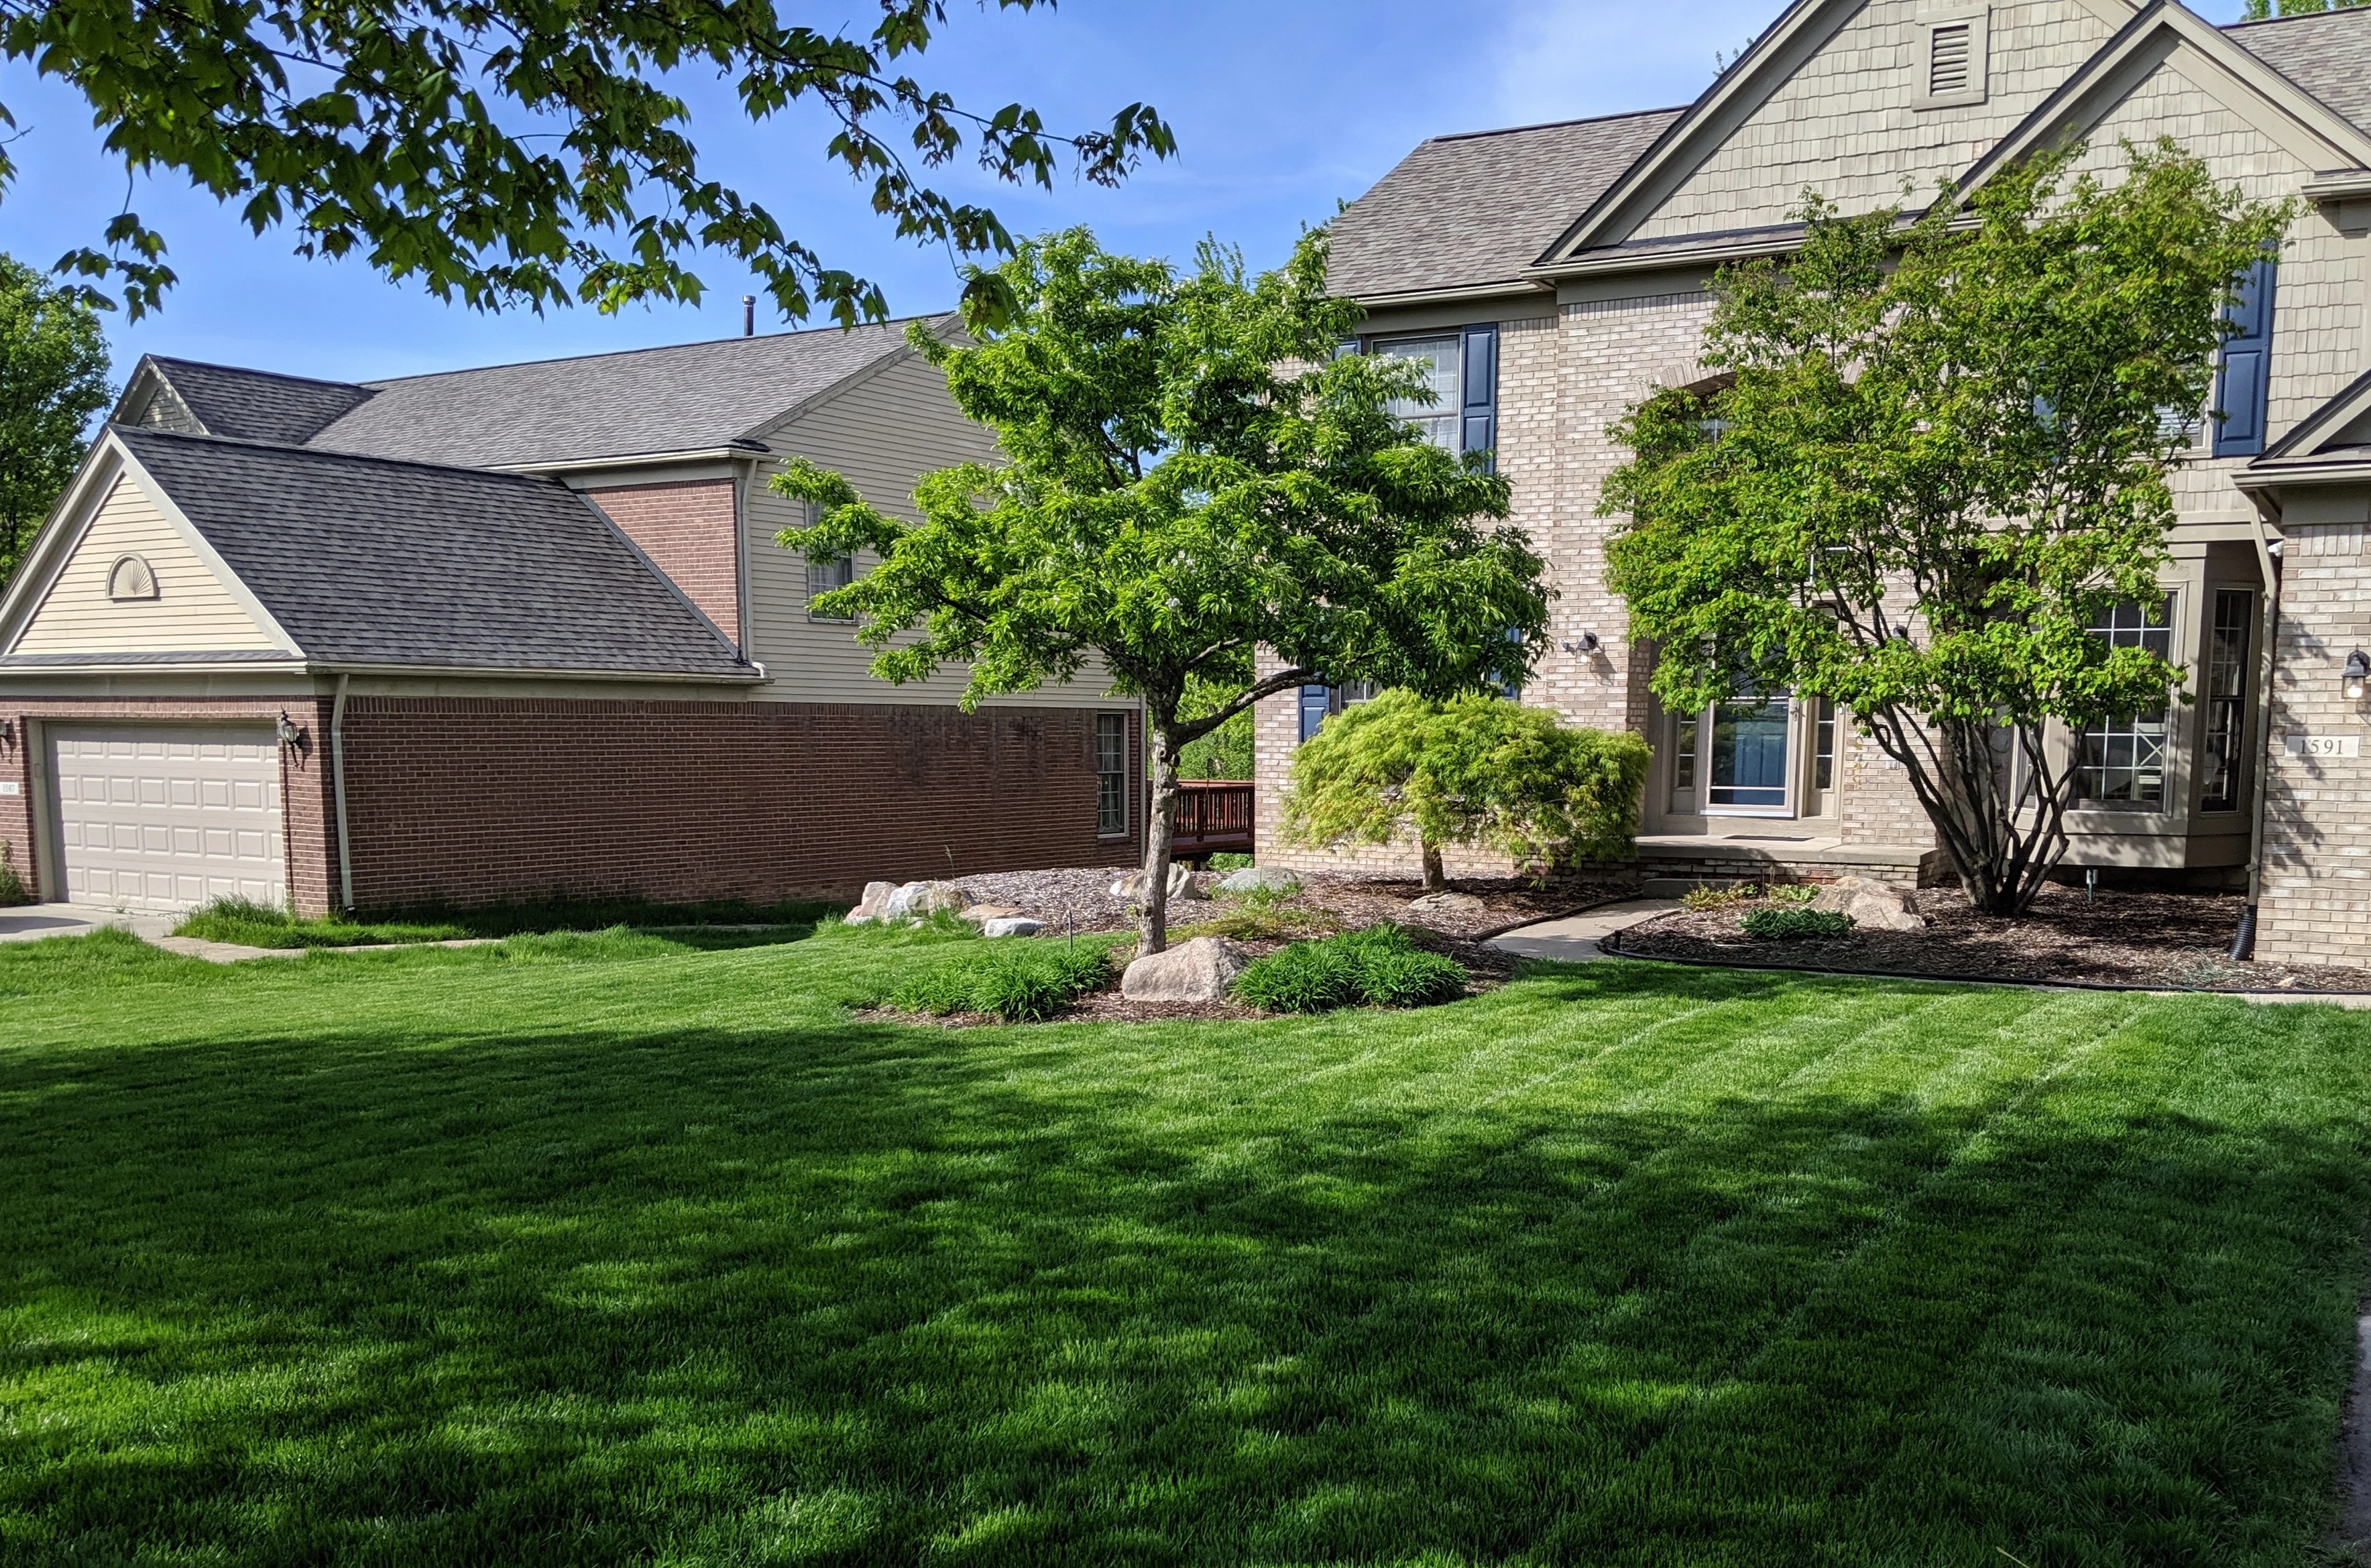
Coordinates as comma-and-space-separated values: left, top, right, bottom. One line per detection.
1633, 831, 1949, 890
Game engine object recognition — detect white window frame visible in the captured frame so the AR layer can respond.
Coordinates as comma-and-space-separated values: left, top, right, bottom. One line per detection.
1370, 334, 1462, 452
1094, 712, 1131, 839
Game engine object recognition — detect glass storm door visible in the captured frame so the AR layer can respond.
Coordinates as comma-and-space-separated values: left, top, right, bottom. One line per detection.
1709, 696, 1791, 810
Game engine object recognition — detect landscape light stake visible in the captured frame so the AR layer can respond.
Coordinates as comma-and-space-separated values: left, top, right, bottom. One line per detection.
2085, 867, 2097, 905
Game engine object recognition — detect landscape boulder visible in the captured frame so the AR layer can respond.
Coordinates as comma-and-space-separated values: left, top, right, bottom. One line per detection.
1110, 864, 1208, 903
960, 904, 1025, 926
1120, 937, 1248, 1002
1407, 890, 1486, 914
882, 880, 970, 921
980, 916, 1046, 939
1217, 865, 1300, 896
844, 881, 900, 924
1810, 875, 1924, 932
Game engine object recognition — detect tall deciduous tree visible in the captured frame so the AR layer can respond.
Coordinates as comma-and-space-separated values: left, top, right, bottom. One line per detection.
1282, 688, 1650, 892
774, 227, 1548, 953
0, 251, 110, 587
1603, 142, 2289, 916
0, 0, 1173, 323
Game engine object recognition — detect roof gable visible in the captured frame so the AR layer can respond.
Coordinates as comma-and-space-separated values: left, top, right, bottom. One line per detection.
302, 316, 946, 470
2225, 7, 2371, 135
110, 428, 754, 677
1543, 0, 2135, 264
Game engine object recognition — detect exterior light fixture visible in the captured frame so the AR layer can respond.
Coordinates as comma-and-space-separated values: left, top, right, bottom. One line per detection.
276, 710, 302, 747
0, 718, 12, 749
2345, 651, 2370, 703
1562, 630, 1604, 655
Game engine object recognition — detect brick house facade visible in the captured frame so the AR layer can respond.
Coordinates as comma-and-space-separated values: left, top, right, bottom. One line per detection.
1256, 0, 2371, 960
0, 322, 1145, 915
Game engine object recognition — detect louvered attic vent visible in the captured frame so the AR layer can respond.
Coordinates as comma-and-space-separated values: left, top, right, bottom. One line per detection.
1928, 23, 1972, 95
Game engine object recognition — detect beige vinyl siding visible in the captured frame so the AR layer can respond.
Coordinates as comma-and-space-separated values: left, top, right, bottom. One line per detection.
10, 475, 284, 656
1632, 0, 2118, 243
744, 351, 1121, 707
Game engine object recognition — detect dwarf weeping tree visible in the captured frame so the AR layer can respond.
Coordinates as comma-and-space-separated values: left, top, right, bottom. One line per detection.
775, 227, 1546, 954
1282, 688, 1650, 891
1603, 141, 2289, 916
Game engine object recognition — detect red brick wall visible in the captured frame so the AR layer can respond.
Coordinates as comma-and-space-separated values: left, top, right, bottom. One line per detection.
0, 697, 339, 911
581, 479, 741, 644
337, 697, 1143, 910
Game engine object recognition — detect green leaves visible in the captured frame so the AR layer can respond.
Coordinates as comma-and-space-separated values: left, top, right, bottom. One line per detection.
0, 0, 1176, 320
1602, 141, 2292, 912
0, 251, 111, 587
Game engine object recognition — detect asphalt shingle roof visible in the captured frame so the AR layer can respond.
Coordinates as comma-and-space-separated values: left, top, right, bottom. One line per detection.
142, 357, 375, 445
302, 316, 943, 469
113, 428, 753, 676
1326, 108, 1685, 300
2225, 7, 2371, 135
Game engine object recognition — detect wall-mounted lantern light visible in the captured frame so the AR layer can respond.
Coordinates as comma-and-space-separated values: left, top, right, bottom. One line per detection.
276, 710, 302, 748
2344, 651, 2369, 703
0, 719, 13, 750
1562, 630, 1603, 655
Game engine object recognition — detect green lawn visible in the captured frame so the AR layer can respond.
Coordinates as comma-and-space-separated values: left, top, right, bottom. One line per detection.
3, 922, 2370, 1565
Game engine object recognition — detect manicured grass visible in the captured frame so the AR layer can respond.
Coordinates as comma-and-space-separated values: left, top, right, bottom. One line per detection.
173, 892, 844, 947
4, 922, 2370, 1564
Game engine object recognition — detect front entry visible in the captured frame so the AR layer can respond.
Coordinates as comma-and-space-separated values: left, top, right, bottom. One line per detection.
1664, 694, 1837, 823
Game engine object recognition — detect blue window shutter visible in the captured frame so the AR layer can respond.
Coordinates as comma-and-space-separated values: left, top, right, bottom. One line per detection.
1298, 683, 1332, 743
2213, 256, 2275, 458
1460, 324, 1497, 468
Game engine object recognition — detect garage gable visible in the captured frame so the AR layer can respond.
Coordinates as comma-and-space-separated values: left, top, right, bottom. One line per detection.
2, 450, 298, 663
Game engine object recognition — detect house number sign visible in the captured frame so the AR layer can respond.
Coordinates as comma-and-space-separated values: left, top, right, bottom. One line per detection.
2288, 734, 2362, 760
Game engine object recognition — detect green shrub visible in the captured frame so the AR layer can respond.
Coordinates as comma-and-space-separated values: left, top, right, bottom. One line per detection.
0, 843, 29, 908
1233, 922, 1469, 1013
890, 940, 1112, 1022
1738, 906, 1855, 941
1206, 851, 1255, 873
1680, 883, 1751, 911
1766, 883, 1819, 906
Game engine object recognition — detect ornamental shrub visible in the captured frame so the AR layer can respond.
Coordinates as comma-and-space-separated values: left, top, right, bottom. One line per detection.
892, 940, 1112, 1022
1738, 906, 1855, 941
1233, 922, 1469, 1013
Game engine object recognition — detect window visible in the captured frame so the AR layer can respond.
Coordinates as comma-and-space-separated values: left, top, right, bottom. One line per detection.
107, 554, 158, 601
1296, 680, 1378, 743
1374, 335, 1460, 451
2200, 589, 2253, 812
1096, 713, 1130, 837
1672, 713, 1699, 790
1812, 697, 1837, 791
2077, 595, 2174, 807
1914, 9, 1989, 108
805, 543, 854, 621
1708, 694, 1790, 808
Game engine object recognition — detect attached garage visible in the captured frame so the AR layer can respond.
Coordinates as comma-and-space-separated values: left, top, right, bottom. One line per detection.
48, 725, 285, 913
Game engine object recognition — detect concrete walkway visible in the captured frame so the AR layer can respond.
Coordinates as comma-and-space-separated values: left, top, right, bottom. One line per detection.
1486, 897, 2371, 1008
0, 902, 500, 962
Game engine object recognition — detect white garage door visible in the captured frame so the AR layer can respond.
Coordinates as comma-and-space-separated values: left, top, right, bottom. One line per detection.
50, 725, 286, 913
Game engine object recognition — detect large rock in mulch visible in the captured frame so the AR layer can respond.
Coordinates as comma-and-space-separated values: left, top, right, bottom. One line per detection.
980, 916, 1045, 939
1217, 865, 1301, 896
1109, 864, 1208, 903
847, 880, 972, 924
1811, 875, 1924, 932
959, 904, 1025, 925
1120, 936, 1248, 1002
1406, 890, 1486, 914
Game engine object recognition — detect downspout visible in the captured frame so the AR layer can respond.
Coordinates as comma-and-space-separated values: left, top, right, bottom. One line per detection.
2230, 522, 2284, 961
331, 672, 355, 913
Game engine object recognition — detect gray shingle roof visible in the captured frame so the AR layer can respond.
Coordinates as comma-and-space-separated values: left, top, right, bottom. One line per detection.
2226, 8, 2371, 135
304, 315, 945, 469
114, 428, 753, 676
1327, 108, 1685, 300
141, 357, 375, 444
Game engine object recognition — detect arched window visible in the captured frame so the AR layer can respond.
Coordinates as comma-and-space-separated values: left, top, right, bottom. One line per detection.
107, 554, 160, 601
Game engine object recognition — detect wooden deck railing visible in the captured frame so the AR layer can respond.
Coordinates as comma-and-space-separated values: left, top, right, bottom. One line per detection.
1170, 780, 1255, 855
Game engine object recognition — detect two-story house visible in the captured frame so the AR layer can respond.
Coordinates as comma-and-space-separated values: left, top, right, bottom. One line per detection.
0, 319, 1145, 914
1255, 0, 2371, 967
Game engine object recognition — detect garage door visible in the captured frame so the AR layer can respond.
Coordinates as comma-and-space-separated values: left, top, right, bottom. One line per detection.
49, 725, 286, 913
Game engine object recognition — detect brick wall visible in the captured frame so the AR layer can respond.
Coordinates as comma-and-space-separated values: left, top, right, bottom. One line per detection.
0, 696, 339, 911
582, 479, 742, 644
338, 697, 1143, 910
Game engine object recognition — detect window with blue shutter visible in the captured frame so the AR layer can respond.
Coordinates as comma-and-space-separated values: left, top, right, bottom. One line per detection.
2212, 255, 2275, 459
1460, 324, 1497, 468
1298, 683, 1332, 744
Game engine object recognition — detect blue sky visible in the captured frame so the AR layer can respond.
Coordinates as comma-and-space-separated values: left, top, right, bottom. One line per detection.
0, 0, 2251, 386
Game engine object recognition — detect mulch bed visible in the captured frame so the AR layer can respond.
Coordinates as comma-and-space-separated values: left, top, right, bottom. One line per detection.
1611, 883, 2371, 994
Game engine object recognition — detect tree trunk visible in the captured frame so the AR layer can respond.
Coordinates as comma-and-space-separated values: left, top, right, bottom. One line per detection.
1421, 839, 1446, 893
1138, 735, 1180, 957
1869, 708, 2071, 918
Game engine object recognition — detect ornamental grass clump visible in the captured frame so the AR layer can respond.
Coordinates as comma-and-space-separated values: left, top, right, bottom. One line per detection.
890, 940, 1112, 1023
1234, 922, 1468, 1013
1738, 906, 1855, 941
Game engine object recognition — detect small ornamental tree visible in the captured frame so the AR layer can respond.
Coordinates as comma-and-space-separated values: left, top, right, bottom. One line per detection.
1281, 689, 1650, 890
774, 227, 1548, 954
1602, 141, 2289, 916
